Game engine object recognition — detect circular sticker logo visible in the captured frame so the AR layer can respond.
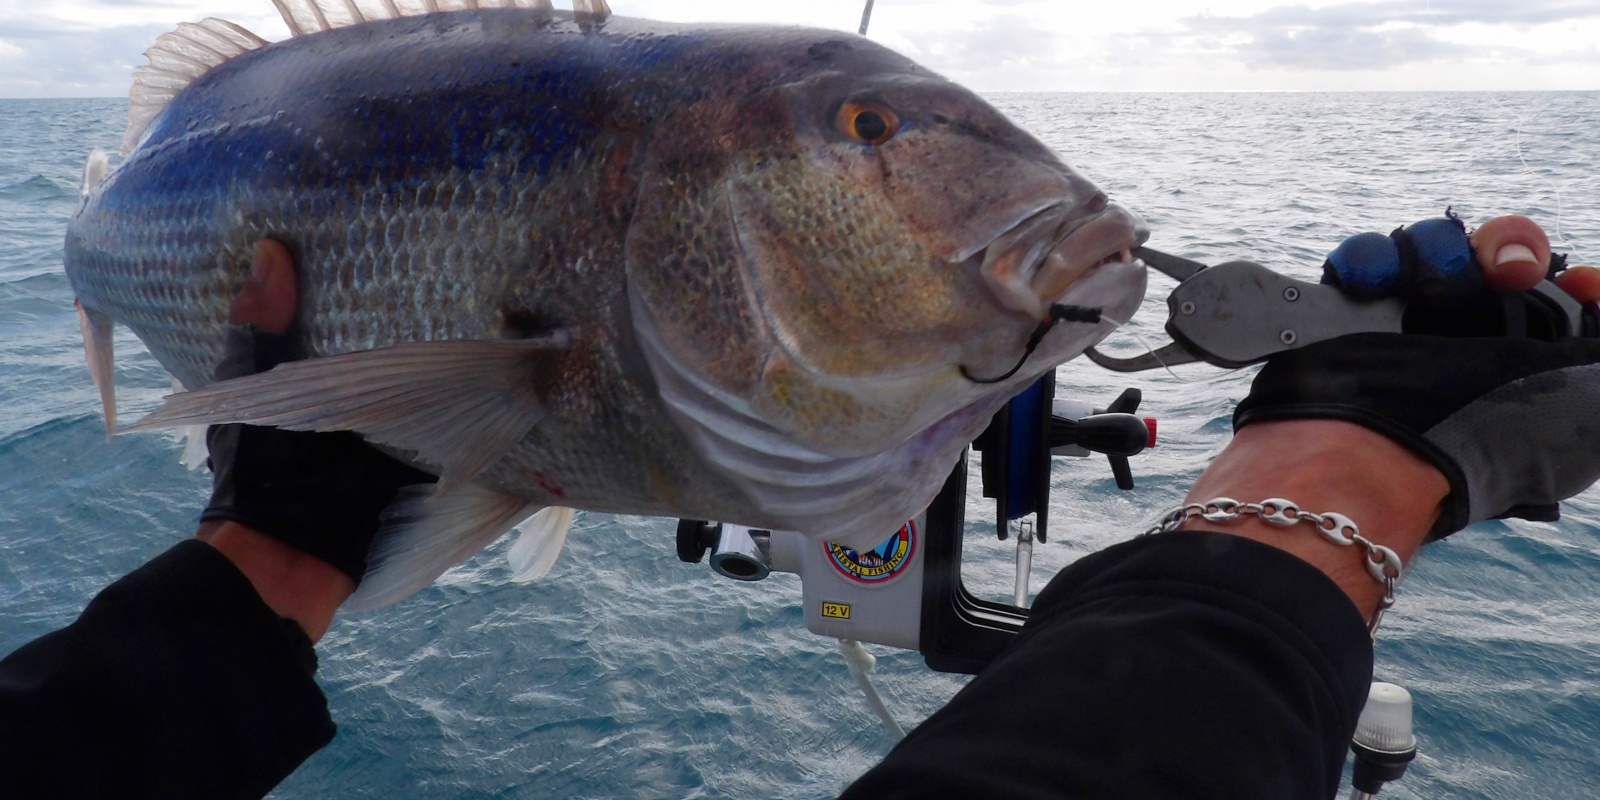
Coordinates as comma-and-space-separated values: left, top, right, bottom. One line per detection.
825, 521, 917, 584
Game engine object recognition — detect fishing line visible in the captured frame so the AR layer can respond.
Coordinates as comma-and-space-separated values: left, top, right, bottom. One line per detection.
961, 304, 1103, 384
1123, 328, 1199, 383
1479, 95, 1583, 262
1421, 0, 1586, 265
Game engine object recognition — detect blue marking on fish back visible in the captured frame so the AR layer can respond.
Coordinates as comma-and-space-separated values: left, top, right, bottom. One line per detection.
104, 11, 715, 208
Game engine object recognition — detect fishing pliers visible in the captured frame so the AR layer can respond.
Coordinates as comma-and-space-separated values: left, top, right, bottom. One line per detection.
1086, 245, 1593, 372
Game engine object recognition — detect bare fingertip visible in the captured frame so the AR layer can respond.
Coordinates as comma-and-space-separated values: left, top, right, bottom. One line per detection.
1494, 243, 1537, 267
1487, 259, 1545, 292
1554, 266, 1600, 305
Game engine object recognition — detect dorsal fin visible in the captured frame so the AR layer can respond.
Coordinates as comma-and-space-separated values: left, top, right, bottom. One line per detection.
123, 0, 592, 154
270, 0, 565, 37
124, 19, 268, 155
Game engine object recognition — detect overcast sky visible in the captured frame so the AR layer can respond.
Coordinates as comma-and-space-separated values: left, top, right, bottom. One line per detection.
1, 0, 1597, 98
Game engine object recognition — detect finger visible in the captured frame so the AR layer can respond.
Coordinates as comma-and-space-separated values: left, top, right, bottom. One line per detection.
1554, 266, 1600, 305
1469, 215, 1551, 293
228, 239, 299, 334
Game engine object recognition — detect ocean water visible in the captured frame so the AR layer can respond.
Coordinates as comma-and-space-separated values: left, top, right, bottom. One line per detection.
2, 91, 1599, 798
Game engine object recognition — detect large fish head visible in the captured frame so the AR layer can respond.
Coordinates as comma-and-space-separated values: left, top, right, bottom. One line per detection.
629, 32, 1146, 464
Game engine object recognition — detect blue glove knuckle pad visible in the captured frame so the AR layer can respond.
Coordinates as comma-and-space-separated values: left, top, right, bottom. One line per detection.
1325, 232, 1402, 295
1405, 218, 1474, 277
1322, 216, 1475, 300
202, 325, 436, 582
1236, 333, 1600, 540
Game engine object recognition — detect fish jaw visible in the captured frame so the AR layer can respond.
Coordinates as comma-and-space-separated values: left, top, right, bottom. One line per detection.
1023, 253, 1148, 368
976, 200, 1149, 323
718, 181, 1147, 458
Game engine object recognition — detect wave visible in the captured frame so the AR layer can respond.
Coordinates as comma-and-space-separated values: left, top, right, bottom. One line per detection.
0, 414, 100, 456
0, 174, 73, 201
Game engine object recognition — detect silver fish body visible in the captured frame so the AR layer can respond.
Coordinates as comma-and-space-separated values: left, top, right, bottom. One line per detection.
65, 5, 1146, 606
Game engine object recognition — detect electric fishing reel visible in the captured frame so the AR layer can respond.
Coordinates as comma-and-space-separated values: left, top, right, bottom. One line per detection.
918, 374, 1154, 672
675, 373, 1155, 673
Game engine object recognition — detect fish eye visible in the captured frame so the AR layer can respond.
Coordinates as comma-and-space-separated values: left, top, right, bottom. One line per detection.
837, 102, 899, 146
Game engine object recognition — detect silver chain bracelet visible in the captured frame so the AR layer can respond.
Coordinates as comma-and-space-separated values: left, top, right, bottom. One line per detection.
1146, 497, 1402, 637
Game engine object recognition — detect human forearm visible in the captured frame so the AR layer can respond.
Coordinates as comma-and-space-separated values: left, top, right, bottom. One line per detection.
844, 531, 1372, 799
0, 540, 334, 798
1181, 419, 1446, 621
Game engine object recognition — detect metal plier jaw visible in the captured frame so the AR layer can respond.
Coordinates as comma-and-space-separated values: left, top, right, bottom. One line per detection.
1087, 246, 1586, 373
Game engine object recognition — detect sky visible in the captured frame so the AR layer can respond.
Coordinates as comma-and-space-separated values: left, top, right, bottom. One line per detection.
0, 0, 1597, 98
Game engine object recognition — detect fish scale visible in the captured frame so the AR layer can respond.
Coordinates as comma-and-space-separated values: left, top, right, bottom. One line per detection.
65, 2, 1147, 608
298, 167, 684, 511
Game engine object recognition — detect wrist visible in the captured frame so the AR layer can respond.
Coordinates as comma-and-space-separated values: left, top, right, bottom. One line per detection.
196, 520, 354, 641
1182, 420, 1447, 619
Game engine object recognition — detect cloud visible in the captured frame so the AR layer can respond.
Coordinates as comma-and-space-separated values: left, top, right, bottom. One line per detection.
0, 2, 288, 98
1525, 43, 1600, 65
1170, 0, 1600, 72
1236, 21, 1467, 70
1217, 0, 1600, 28
0, 22, 167, 98
895, 13, 1063, 74
3, 0, 1597, 95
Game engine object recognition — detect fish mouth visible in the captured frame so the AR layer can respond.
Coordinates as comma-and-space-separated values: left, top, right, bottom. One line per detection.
974, 196, 1148, 320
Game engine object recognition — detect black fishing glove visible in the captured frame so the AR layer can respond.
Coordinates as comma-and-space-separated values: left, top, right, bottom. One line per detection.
201, 325, 436, 582
1235, 215, 1600, 540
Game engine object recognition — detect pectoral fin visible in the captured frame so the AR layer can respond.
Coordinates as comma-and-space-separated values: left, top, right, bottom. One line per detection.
127, 333, 571, 492
75, 300, 116, 438
506, 506, 575, 582
346, 482, 544, 612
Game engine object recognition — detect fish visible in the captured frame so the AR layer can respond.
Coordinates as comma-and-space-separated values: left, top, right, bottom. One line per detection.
63, 0, 1149, 610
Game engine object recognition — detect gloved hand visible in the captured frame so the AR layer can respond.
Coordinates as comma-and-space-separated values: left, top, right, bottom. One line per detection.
1234, 214, 1600, 540
201, 312, 435, 585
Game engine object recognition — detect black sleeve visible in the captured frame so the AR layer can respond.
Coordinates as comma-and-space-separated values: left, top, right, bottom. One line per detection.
0, 539, 336, 799
841, 530, 1374, 800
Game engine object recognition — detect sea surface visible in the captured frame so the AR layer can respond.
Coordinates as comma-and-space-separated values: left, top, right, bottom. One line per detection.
2, 91, 1599, 798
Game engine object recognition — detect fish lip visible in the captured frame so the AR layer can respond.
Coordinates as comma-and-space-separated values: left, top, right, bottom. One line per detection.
974, 197, 1149, 320
947, 198, 1064, 265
